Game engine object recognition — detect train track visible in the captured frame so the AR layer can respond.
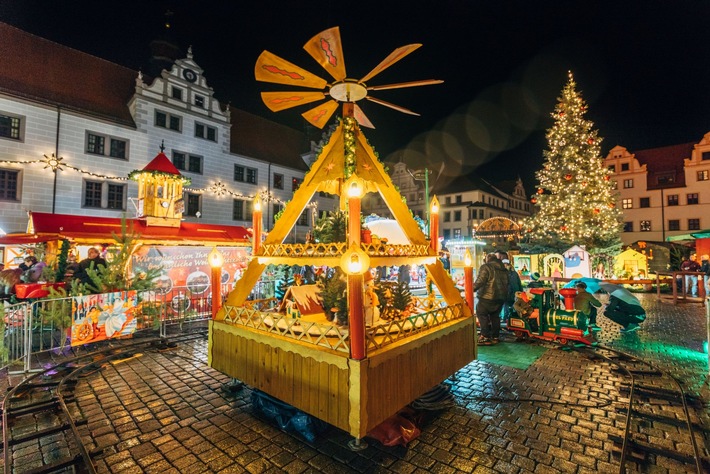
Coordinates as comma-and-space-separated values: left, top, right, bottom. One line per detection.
1, 331, 207, 474
574, 344, 707, 474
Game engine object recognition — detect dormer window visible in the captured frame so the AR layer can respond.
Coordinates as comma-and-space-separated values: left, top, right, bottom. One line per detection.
172, 86, 183, 101
195, 95, 205, 108
621, 163, 630, 171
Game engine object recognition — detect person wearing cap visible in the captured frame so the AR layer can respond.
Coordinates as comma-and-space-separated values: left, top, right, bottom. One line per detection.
527, 271, 544, 288
573, 281, 602, 331
473, 253, 509, 345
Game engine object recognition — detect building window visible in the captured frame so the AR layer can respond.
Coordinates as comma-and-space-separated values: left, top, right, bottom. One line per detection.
453, 228, 462, 239
688, 219, 700, 230
155, 110, 182, 131
171, 87, 183, 101
608, 165, 616, 173
292, 177, 302, 192
232, 199, 252, 221
623, 179, 634, 188
622, 198, 633, 209
86, 133, 104, 155
698, 170, 709, 181
445, 196, 451, 205
667, 194, 679, 206
639, 197, 650, 208
611, 181, 618, 190
84, 181, 103, 208
687, 193, 699, 205
83, 181, 126, 210
640, 220, 651, 232
86, 132, 128, 159
234, 166, 258, 184
195, 95, 205, 108
297, 210, 308, 226
456, 195, 462, 204
0, 112, 23, 141
184, 193, 201, 217
443, 211, 451, 222
478, 209, 484, 219
702, 151, 710, 161
656, 173, 675, 185
195, 122, 217, 142
107, 184, 125, 210
668, 220, 680, 231
454, 210, 462, 221
273, 173, 284, 190
623, 221, 633, 232
443, 229, 450, 240
272, 204, 281, 223
172, 152, 203, 174
0, 168, 20, 201
621, 163, 630, 171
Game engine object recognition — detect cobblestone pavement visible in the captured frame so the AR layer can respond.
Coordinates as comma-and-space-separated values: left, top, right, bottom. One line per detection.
4, 294, 710, 473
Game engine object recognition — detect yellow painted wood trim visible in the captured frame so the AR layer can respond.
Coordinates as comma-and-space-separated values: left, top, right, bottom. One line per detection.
219, 260, 266, 311
210, 320, 350, 369
425, 260, 472, 316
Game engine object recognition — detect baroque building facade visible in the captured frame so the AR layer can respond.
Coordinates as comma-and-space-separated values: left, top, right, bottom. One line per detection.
0, 22, 333, 237
604, 133, 710, 246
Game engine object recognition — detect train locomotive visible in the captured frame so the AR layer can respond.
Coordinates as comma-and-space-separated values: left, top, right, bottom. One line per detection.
506, 287, 596, 345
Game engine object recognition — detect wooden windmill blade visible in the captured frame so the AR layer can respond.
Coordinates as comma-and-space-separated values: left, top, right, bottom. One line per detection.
255, 50, 328, 89
254, 26, 441, 129
359, 44, 422, 83
301, 100, 340, 129
260, 91, 326, 112
303, 26, 347, 82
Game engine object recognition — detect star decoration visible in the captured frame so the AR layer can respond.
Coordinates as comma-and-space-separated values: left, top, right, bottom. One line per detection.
43, 153, 64, 172
211, 182, 227, 196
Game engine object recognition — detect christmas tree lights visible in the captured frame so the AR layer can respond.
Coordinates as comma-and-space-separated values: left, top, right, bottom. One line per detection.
526, 72, 622, 249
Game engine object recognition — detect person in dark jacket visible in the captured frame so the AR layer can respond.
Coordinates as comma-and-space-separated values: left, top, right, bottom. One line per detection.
473, 253, 509, 345
73, 248, 107, 288
495, 251, 523, 321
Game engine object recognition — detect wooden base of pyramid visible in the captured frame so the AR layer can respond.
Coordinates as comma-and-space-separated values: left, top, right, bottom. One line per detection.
208, 316, 475, 440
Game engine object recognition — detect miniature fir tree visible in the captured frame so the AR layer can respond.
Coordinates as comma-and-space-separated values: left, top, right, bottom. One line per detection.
526, 72, 622, 250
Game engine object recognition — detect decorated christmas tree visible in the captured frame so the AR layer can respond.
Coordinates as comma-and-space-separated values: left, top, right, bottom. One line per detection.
526, 72, 621, 250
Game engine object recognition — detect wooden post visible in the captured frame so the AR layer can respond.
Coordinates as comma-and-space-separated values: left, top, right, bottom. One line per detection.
430, 195, 440, 254
464, 249, 474, 312
252, 196, 262, 254
347, 178, 366, 360
208, 248, 224, 319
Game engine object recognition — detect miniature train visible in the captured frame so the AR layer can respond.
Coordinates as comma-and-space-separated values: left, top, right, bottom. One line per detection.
506, 288, 596, 345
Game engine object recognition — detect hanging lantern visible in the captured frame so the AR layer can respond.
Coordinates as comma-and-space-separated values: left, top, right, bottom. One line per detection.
531, 197, 537, 204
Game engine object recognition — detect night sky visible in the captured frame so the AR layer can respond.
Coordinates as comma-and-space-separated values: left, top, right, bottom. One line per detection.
2, 0, 709, 192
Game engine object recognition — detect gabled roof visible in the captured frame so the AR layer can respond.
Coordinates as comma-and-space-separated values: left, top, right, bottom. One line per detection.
229, 107, 310, 171
142, 152, 182, 175
0, 22, 138, 127
633, 142, 694, 190
0, 212, 250, 246
432, 174, 507, 198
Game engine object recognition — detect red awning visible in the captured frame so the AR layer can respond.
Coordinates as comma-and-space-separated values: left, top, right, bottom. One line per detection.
0, 212, 251, 247
0, 233, 63, 245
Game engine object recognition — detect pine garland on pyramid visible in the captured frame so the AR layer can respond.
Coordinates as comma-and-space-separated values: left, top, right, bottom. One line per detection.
526, 71, 622, 250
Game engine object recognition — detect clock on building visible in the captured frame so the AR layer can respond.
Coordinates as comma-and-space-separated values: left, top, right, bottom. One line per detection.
183, 69, 197, 83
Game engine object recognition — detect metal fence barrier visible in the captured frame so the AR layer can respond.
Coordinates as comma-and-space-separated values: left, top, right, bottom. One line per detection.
1, 280, 276, 374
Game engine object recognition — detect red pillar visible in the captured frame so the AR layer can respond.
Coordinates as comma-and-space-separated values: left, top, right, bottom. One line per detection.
347, 182, 366, 360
